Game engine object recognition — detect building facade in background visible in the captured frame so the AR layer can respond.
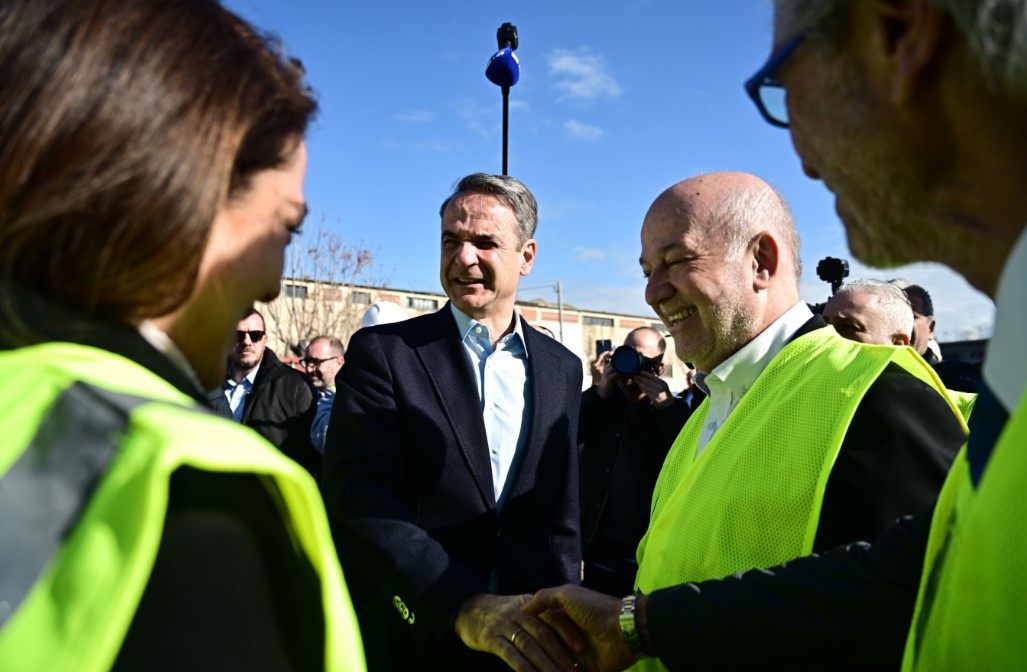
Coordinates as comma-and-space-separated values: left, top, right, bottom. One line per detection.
262, 278, 694, 392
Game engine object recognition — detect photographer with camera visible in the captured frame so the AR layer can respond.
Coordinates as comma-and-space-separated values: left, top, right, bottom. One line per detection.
579, 327, 693, 596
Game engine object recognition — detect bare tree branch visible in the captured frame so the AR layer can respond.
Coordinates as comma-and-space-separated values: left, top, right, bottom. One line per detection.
262, 217, 383, 356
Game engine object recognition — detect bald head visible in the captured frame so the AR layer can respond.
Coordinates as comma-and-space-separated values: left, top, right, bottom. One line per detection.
646, 172, 803, 285
640, 172, 803, 372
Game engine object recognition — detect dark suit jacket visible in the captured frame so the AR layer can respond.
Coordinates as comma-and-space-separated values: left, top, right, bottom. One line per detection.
794, 317, 966, 552
207, 348, 319, 477
322, 305, 583, 670
645, 316, 967, 671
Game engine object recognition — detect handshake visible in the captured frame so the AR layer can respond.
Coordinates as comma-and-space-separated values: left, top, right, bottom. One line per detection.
453, 586, 652, 672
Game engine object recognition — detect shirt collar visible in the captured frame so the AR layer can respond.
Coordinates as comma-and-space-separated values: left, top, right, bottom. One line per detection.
449, 303, 529, 358
704, 301, 814, 395
983, 226, 1027, 413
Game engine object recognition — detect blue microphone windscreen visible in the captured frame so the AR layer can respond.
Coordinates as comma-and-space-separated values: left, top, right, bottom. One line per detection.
485, 48, 520, 87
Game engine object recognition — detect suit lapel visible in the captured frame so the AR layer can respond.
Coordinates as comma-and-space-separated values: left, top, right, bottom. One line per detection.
502, 319, 558, 505
415, 308, 496, 508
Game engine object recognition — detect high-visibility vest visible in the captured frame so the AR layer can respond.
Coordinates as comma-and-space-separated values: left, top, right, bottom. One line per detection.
636, 329, 957, 593
631, 330, 962, 672
947, 389, 977, 422
0, 342, 366, 672
902, 392, 1027, 669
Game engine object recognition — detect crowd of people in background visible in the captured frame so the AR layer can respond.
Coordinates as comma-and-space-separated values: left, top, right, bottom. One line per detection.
2, 0, 1023, 671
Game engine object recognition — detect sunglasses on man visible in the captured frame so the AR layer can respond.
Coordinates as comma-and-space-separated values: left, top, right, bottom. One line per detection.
236, 330, 265, 342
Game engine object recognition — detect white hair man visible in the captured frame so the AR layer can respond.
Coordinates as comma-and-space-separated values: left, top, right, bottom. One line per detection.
824, 279, 915, 346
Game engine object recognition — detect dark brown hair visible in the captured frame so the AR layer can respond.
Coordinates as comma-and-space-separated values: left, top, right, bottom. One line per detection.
0, 0, 316, 339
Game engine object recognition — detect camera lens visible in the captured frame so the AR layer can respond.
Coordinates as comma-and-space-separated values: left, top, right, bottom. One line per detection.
611, 346, 644, 377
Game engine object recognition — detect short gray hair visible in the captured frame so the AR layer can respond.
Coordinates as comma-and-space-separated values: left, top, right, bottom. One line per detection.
439, 173, 538, 247
308, 335, 344, 357
707, 179, 803, 286
775, 0, 1027, 100
835, 279, 915, 337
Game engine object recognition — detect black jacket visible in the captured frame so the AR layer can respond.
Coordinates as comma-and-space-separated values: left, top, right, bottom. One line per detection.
322, 305, 583, 671
578, 385, 691, 595
208, 348, 319, 477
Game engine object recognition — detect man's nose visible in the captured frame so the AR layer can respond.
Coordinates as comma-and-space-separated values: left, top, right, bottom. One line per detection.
455, 242, 478, 265
645, 269, 671, 307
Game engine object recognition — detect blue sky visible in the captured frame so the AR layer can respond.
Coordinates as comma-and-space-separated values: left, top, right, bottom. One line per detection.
226, 0, 994, 342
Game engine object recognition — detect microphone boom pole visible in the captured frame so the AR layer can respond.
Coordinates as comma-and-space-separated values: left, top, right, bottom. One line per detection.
485, 23, 519, 176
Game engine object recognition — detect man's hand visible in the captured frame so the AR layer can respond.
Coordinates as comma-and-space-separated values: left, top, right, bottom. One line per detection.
632, 370, 674, 409
454, 592, 584, 671
591, 352, 616, 398
522, 585, 638, 672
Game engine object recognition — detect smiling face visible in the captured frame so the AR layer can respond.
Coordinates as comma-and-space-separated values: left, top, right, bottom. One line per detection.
439, 192, 535, 331
640, 188, 759, 374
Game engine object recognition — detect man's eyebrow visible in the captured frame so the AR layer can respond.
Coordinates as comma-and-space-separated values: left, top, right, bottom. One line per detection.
441, 231, 501, 242
640, 241, 686, 266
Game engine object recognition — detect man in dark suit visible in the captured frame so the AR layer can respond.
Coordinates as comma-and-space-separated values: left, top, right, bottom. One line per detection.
208, 308, 319, 477
322, 173, 583, 671
630, 172, 965, 593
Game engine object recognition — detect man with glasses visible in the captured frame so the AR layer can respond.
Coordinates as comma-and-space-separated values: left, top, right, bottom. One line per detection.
305, 335, 345, 453
304, 335, 346, 394
209, 308, 320, 476
525, 0, 1027, 669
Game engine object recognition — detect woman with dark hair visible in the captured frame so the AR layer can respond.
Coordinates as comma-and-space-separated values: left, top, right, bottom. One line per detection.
0, 0, 364, 669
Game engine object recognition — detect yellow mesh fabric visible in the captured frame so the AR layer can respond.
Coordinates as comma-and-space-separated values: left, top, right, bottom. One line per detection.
0, 343, 366, 672
904, 393, 1027, 670
636, 329, 944, 594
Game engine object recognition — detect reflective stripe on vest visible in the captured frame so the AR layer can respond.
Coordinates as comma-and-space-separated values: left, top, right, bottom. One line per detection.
0, 342, 366, 672
903, 392, 1027, 670
0, 383, 145, 628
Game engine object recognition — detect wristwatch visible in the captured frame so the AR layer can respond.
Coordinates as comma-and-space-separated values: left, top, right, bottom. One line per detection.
619, 593, 647, 659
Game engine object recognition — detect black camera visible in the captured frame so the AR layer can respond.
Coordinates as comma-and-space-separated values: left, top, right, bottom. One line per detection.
816, 256, 850, 295
611, 345, 662, 377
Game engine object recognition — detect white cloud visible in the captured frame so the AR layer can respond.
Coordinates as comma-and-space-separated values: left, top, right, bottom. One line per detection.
564, 119, 604, 141
412, 139, 459, 152
573, 246, 607, 263
393, 109, 434, 123
455, 100, 497, 139
547, 48, 622, 103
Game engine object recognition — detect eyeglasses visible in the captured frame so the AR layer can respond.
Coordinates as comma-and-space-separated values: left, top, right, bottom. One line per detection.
236, 330, 265, 342
744, 32, 807, 128
302, 356, 338, 369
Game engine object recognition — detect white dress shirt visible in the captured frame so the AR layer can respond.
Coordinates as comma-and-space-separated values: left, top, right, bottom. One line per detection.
450, 304, 531, 506
696, 302, 814, 457
223, 364, 259, 422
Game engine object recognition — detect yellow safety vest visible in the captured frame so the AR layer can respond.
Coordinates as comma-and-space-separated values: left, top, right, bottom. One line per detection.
0, 342, 365, 672
902, 392, 1027, 669
631, 330, 963, 672
947, 389, 977, 422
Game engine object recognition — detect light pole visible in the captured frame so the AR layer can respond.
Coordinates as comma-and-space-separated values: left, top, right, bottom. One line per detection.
519, 281, 566, 343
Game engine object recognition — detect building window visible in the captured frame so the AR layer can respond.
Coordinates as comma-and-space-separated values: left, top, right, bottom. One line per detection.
583, 316, 614, 327
284, 283, 308, 299
351, 291, 371, 304
407, 297, 438, 311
